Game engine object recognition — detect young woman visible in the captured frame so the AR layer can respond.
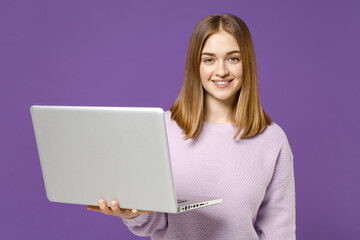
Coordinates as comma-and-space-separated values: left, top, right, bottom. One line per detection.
87, 13, 296, 239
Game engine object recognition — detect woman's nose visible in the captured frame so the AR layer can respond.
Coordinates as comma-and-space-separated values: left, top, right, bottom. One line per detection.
215, 61, 229, 77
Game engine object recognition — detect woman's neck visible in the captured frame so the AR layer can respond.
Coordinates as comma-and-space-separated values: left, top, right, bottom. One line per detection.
203, 93, 236, 124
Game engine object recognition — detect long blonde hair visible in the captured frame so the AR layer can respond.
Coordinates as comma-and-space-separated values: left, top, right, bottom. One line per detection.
170, 13, 272, 140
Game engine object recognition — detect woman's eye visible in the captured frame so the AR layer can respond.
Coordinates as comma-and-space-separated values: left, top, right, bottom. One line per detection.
229, 57, 240, 62
204, 58, 214, 63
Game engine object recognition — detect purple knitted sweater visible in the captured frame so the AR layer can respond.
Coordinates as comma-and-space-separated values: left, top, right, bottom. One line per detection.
123, 110, 296, 239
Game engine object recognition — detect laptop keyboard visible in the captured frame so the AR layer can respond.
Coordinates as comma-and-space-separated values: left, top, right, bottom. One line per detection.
177, 199, 188, 204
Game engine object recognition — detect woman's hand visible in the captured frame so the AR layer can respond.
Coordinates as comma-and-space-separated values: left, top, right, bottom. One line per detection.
87, 200, 154, 219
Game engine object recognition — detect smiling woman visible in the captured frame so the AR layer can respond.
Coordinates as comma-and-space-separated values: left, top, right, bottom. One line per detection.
88, 13, 296, 240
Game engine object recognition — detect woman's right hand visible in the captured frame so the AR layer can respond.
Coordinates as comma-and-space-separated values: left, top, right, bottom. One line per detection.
87, 199, 154, 219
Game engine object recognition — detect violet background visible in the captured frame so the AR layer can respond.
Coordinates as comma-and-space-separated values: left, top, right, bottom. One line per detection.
0, 0, 359, 239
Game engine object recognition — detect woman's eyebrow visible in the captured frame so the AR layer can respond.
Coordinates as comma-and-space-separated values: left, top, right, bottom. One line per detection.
201, 50, 240, 56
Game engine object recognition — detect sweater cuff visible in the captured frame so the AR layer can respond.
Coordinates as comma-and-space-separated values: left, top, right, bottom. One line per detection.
122, 213, 151, 227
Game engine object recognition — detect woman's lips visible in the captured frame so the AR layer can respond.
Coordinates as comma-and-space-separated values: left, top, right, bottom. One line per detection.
211, 80, 233, 88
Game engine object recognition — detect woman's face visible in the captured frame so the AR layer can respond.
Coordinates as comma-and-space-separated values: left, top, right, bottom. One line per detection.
199, 30, 243, 105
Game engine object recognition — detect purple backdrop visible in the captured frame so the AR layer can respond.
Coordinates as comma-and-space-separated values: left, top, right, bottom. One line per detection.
0, 0, 359, 239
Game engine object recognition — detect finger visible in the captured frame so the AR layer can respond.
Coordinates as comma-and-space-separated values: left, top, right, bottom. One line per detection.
127, 209, 141, 218
128, 209, 153, 215
121, 208, 139, 215
110, 201, 121, 215
117, 205, 139, 218
99, 200, 112, 215
122, 208, 153, 214
128, 209, 154, 214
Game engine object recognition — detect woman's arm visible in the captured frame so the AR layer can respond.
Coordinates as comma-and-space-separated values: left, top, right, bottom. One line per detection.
255, 134, 296, 239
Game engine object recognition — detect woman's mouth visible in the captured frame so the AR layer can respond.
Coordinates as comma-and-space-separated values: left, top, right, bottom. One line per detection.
211, 80, 233, 88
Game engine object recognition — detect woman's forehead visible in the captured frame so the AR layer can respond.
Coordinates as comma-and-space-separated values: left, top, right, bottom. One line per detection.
202, 31, 240, 53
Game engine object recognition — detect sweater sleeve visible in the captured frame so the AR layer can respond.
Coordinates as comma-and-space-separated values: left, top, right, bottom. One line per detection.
255, 132, 296, 239
122, 212, 168, 237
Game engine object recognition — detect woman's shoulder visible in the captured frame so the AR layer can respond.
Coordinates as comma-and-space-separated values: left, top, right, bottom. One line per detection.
264, 121, 287, 138
259, 121, 291, 146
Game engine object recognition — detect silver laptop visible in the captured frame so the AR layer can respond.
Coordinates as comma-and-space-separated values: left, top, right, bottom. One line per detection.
30, 105, 222, 213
